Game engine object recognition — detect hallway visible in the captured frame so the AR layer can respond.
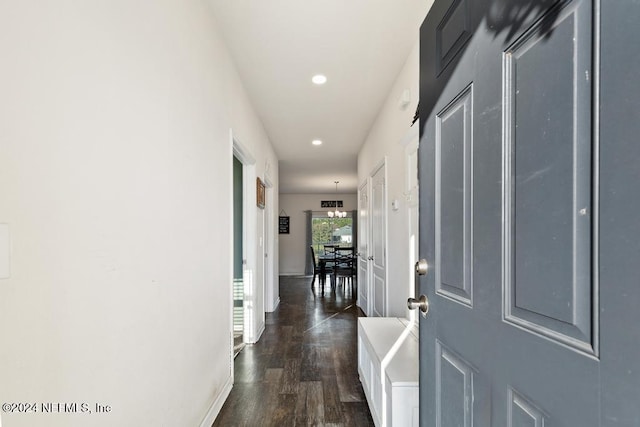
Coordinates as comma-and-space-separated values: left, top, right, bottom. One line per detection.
213, 276, 374, 426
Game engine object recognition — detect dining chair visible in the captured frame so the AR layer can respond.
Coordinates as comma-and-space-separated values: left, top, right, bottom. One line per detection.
332, 246, 356, 293
323, 244, 336, 258
310, 246, 330, 292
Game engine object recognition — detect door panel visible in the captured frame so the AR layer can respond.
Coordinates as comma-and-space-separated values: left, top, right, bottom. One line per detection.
508, 389, 545, 427
436, 85, 473, 307
436, 341, 475, 427
503, 1, 594, 352
419, 0, 601, 425
436, 0, 472, 75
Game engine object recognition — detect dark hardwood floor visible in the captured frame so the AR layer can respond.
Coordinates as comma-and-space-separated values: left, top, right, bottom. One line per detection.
213, 275, 374, 426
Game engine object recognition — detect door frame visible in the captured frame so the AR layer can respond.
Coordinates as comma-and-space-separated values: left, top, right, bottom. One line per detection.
231, 131, 262, 346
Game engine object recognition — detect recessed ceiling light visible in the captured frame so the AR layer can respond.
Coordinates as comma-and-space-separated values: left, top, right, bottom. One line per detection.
312, 74, 327, 85
312, 139, 323, 146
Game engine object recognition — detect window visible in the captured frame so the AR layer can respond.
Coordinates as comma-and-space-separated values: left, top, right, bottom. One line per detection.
312, 215, 353, 256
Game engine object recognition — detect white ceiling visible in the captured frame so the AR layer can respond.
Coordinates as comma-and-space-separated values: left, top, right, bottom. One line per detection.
209, 0, 431, 194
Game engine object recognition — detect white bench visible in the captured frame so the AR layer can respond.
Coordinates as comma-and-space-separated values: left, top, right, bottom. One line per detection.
358, 317, 419, 427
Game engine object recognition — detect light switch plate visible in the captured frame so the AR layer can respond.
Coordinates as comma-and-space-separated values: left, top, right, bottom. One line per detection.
0, 224, 10, 279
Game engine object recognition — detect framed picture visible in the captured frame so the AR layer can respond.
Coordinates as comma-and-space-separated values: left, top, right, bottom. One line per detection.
256, 177, 265, 209
279, 216, 290, 234
321, 200, 343, 208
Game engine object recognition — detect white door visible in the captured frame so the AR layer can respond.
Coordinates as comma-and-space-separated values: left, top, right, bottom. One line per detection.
371, 162, 386, 317
357, 180, 369, 315
263, 181, 276, 312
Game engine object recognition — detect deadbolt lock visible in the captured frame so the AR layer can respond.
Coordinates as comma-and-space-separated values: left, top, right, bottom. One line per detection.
415, 259, 429, 276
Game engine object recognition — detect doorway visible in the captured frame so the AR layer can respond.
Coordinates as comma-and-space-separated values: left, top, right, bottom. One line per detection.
232, 134, 260, 356
232, 155, 244, 357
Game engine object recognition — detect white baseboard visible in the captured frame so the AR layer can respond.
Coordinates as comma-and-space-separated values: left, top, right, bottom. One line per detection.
267, 297, 280, 313
254, 321, 265, 343
199, 375, 233, 427
246, 320, 266, 344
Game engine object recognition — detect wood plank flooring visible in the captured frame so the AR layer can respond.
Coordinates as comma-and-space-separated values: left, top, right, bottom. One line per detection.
212, 276, 374, 426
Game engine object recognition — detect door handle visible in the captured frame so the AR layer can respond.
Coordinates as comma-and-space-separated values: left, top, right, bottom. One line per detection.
368, 256, 374, 261
407, 295, 430, 315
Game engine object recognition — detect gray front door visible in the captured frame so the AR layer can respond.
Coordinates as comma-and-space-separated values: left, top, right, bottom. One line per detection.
417, 0, 640, 425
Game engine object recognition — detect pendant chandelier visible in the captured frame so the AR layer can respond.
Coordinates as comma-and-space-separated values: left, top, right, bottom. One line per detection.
327, 181, 347, 218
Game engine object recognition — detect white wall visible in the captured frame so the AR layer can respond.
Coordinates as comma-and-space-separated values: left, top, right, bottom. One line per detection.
0, 1, 277, 426
279, 193, 357, 276
358, 40, 420, 318
229, 65, 280, 315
